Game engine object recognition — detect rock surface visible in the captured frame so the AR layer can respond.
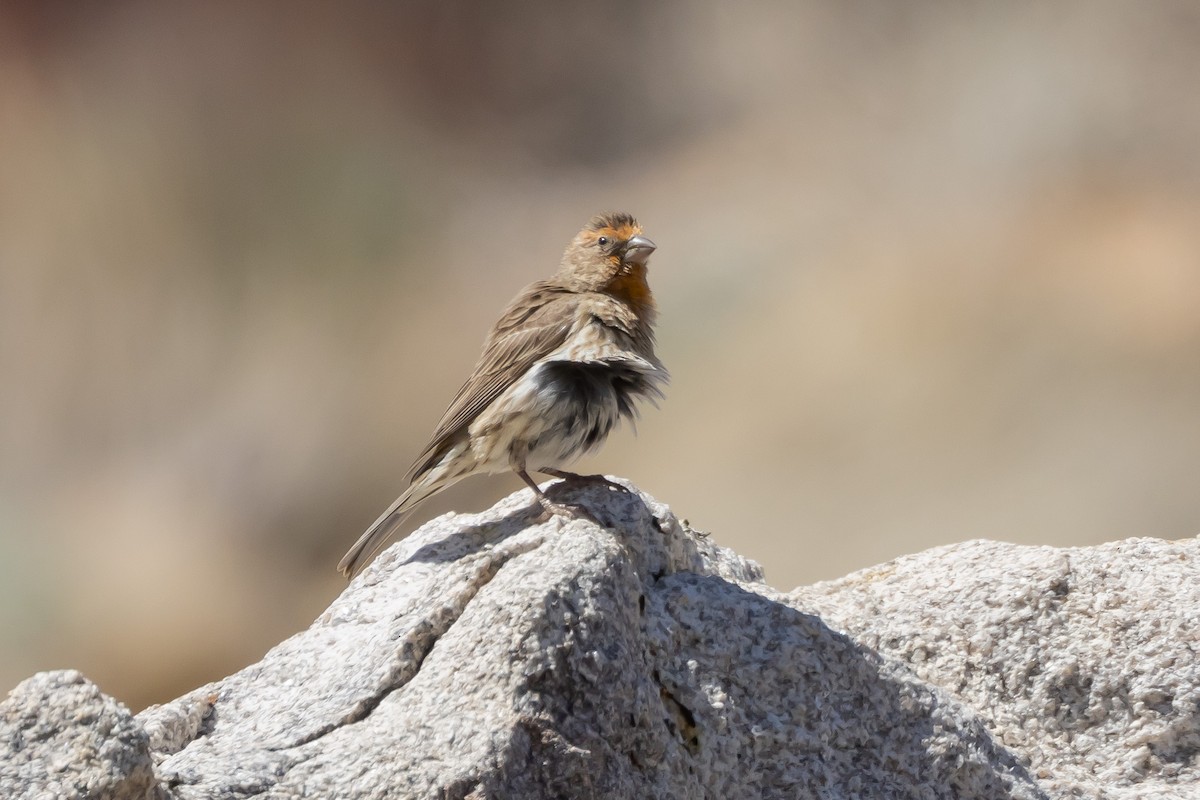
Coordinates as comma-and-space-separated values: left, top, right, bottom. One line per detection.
0, 670, 164, 800
794, 537, 1200, 799
2, 479, 1197, 798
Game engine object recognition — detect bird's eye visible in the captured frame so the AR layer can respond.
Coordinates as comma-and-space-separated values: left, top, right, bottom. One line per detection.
597, 236, 608, 247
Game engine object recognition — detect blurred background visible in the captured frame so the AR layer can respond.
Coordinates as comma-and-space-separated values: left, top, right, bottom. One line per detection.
2, 1, 1199, 711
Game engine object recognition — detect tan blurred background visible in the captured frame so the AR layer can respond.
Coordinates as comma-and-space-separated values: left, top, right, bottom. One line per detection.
3, 1, 1199, 711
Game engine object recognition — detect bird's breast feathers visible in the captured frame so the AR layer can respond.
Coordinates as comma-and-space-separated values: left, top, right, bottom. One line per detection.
552, 298, 658, 369
606, 264, 655, 317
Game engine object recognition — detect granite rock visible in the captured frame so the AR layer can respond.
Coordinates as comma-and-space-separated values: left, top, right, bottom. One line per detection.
0, 670, 164, 800
3, 479, 1196, 798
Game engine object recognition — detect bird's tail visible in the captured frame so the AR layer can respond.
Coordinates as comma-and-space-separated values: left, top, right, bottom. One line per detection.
337, 447, 473, 578
336, 494, 414, 579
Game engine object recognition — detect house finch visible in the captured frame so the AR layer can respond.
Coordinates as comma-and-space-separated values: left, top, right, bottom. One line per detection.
338, 212, 666, 577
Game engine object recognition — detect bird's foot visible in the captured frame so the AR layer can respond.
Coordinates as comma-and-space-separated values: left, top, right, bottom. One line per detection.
534, 495, 597, 524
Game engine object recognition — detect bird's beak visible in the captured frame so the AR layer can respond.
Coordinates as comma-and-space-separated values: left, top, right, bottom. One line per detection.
623, 235, 657, 267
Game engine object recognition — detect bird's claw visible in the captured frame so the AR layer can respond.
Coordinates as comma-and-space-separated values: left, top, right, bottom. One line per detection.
534, 496, 598, 524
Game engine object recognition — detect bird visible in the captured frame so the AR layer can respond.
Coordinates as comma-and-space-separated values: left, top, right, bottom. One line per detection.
338, 212, 667, 578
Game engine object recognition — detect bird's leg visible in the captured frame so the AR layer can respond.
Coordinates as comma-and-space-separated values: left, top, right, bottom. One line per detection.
539, 467, 631, 494
516, 468, 552, 506
539, 467, 584, 481
516, 468, 587, 519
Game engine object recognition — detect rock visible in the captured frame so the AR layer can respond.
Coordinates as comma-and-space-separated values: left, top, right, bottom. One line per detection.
793, 538, 1200, 799
0, 670, 164, 800
2, 479, 1197, 798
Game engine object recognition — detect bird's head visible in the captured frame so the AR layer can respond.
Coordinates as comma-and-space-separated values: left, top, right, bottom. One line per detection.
557, 212, 657, 308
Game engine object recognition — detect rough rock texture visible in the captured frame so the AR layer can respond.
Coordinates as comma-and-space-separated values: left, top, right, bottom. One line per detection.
2, 479, 1197, 799
0, 670, 164, 800
794, 538, 1200, 800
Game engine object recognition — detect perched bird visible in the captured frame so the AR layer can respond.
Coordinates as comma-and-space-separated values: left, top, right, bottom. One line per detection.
338, 212, 667, 577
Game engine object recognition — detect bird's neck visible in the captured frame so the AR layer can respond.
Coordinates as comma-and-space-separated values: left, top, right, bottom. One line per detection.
606, 264, 656, 321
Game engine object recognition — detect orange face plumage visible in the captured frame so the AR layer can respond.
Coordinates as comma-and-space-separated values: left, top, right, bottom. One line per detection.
558, 213, 656, 311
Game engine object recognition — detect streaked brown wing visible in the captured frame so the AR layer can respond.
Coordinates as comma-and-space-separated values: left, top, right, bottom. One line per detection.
406, 281, 577, 479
